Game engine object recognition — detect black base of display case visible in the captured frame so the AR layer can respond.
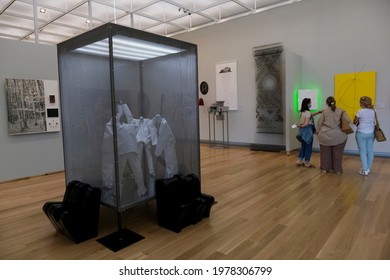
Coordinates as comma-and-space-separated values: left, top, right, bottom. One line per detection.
250, 144, 283, 152
97, 228, 144, 252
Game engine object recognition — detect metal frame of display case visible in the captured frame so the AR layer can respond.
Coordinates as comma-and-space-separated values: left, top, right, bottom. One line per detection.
57, 23, 199, 251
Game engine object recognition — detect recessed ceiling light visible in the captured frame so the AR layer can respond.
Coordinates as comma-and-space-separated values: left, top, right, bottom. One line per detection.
39, 8, 46, 13
86, 19, 91, 23
74, 36, 185, 61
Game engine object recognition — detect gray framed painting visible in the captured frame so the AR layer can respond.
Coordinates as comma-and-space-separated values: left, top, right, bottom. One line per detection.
5, 78, 61, 135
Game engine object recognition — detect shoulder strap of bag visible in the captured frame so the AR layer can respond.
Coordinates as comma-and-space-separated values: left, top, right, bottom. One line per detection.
374, 110, 380, 127
341, 110, 346, 121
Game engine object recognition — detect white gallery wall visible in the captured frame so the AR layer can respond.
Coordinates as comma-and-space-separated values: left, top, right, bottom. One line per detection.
0, 0, 389, 182
175, 0, 390, 155
0, 38, 64, 182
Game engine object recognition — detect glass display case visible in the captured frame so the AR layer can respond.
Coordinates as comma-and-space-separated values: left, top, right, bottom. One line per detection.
57, 23, 199, 212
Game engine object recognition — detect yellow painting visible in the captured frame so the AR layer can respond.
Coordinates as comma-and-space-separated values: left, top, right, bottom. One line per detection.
334, 71, 376, 119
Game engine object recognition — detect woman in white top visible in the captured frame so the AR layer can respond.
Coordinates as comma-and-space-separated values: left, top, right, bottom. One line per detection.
353, 96, 376, 176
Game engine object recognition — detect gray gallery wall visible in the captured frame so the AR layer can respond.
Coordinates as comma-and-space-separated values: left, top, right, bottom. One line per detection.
0, 38, 64, 182
175, 0, 390, 155
1, 0, 389, 182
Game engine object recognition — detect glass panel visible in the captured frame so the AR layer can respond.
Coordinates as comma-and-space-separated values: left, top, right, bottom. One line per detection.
58, 38, 112, 193
58, 24, 199, 211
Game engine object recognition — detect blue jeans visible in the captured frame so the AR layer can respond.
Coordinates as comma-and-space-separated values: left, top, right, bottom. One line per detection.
298, 139, 313, 163
355, 131, 375, 171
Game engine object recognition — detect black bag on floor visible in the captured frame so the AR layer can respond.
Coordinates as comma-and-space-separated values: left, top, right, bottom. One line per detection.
155, 174, 214, 233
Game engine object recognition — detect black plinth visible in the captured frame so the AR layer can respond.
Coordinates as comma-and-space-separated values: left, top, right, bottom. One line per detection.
97, 228, 144, 252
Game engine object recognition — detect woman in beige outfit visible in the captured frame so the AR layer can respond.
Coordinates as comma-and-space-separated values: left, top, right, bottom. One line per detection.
316, 96, 351, 173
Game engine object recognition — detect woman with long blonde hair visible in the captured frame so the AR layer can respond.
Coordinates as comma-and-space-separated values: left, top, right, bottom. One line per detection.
353, 96, 376, 176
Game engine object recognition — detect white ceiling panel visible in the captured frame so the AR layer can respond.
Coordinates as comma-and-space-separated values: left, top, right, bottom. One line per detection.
28, 31, 71, 44
238, 0, 288, 10
91, 1, 119, 21
0, 0, 304, 45
0, 25, 30, 37
0, 14, 35, 29
115, 13, 162, 31
95, 0, 133, 11
170, 13, 213, 30
103, 0, 154, 12
201, 2, 249, 21
4, 1, 33, 16
37, 0, 84, 10
41, 24, 84, 37
145, 22, 184, 37
36, 8, 63, 22
177, 0, 229, 11
137, 2, 185, 22
53, 13, 90, 28
69, 2, 90, 18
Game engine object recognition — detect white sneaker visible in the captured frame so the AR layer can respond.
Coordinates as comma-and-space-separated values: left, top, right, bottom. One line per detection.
358, 170, 369, 176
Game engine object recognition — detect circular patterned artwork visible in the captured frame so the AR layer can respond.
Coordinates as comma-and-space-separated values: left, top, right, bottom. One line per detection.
200, 81, 209, 95
262, 74, 277, 91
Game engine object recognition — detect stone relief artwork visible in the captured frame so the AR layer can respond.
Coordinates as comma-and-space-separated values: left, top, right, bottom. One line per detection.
253, 43, 284, 133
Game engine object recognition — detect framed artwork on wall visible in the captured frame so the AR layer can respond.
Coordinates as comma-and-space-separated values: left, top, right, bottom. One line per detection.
298, 89, 319, 110
216, 60, 238, 110
5, 78, 61, 135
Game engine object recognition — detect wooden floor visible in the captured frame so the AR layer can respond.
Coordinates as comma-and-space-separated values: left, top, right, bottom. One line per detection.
1, 144, 390, 260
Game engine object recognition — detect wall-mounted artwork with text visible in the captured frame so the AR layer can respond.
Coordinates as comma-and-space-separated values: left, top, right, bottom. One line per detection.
5, 78, 60, 135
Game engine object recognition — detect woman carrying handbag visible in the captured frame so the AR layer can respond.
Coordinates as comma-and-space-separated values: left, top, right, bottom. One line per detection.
353, 96, 376, 176
316, 96, 351, 174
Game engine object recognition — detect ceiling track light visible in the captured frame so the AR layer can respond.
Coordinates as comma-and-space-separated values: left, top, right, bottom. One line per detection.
178, 7, 191, 15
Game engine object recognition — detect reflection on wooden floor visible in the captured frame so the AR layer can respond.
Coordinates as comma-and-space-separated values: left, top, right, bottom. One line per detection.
1, 144, 390, 260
